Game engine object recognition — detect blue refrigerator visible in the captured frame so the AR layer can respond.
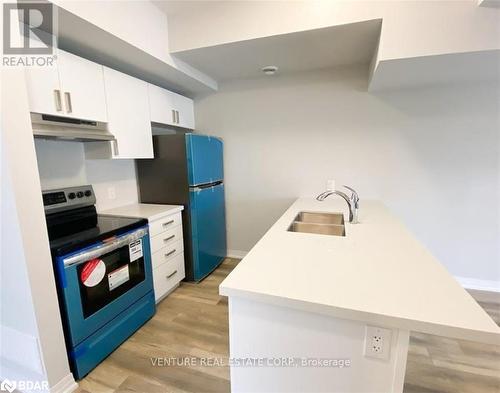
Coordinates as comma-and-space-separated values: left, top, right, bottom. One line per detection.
136, 133, 227, 281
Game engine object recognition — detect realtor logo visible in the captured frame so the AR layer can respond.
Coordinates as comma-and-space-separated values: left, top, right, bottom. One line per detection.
0, 379, 15, 393
3, 2, 54, 54
2, 2, 56, 66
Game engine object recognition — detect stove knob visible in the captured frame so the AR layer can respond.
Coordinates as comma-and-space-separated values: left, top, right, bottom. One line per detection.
68, 192, 76, 200
84, 190, 92, 197
76, 191, 84, 198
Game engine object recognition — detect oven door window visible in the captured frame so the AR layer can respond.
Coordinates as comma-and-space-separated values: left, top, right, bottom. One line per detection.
77, 240, 146, 318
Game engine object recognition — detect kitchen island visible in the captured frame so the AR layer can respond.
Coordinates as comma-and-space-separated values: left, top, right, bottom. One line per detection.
219, 198, 500, 393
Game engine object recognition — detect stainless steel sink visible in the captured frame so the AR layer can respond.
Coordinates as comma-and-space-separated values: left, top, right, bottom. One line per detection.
288, 222, 345, 237
295, 211, 344, 225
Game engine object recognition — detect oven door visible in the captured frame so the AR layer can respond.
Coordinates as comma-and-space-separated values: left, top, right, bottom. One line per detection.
55, 226, 154, 347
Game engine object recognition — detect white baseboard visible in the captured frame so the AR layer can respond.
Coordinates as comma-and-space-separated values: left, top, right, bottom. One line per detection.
50, 373, 77, 393
454, 276, 500, 293
227, 250, 248, 259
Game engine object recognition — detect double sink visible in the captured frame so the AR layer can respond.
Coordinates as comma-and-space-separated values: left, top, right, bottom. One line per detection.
288, 211, 345, 237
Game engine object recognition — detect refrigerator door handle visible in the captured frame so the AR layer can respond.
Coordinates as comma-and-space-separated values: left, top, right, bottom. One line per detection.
190, 181, 223, 191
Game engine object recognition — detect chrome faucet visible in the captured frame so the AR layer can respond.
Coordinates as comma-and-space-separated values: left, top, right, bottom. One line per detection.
316, 185, 359, 224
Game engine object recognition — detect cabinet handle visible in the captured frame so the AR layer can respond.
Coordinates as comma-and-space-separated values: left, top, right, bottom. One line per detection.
112, 140, 119, 156
54, 90, 62, 111
172, 109, 176, 124
162, 220, 174, 227
165, 249, 176, 257
176, 110, 180, 124
163, 234, 175, 243
64, 92, 72, 113
166, 270, 178, 279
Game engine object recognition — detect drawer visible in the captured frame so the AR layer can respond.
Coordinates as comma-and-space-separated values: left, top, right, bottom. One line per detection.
153, 253, 185, 302
151, 239, 184, 269
150, 225, 183, 254
149, 212, 182, 237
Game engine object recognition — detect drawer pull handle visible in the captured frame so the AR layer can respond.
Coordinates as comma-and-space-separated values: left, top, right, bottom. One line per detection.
165, 249, 176, 257
54, 90, 62, 111
64, 92, 72, 113
166, 270, 177, 279
163, 235, 175, 242
162, 220, 174, 227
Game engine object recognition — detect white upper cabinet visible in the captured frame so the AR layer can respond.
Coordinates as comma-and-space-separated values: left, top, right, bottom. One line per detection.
57, 50, 107, 122
148, 83, 174, 125
173, 93, 195, 129
24, 61, 62, 117
85, 67, 153, 159
148, 84, 195, 130
25, 48, 107, 122
24, 44, 194, 159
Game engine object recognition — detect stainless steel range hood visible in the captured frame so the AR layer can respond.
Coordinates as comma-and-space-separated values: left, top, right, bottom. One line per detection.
31, 113, 115, 142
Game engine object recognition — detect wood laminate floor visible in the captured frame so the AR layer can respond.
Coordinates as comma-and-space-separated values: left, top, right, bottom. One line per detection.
76, 258, 500, 393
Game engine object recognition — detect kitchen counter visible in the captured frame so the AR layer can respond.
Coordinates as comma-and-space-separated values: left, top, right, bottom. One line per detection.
220, 198, 499, 344
100, 203, 183, 221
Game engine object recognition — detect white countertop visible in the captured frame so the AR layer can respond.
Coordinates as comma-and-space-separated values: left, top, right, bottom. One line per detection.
101, 203, 183, 221
220, 198, 500, 344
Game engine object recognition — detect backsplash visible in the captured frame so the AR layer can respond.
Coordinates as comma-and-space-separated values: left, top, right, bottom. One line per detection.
35, 139, 86, 189
34, 139, 138, 211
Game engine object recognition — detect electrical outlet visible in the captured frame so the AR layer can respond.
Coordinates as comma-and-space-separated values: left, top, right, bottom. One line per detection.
107, 186, 116, 200
364, 325, 392, 360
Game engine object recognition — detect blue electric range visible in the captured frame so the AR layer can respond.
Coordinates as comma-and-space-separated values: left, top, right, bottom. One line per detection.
44, 185, 155, 379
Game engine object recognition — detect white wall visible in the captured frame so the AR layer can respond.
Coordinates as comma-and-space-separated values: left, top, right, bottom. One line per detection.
1, 130, 46, 386
1, 68, 76, 392
34, 139, 139, 212
194, 66, 500, 289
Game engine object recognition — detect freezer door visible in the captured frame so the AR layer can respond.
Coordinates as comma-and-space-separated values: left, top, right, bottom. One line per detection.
186, 134, 223, 186
188, 183, 227, 281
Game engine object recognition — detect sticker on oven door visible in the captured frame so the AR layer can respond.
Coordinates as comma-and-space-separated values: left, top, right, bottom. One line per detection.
129, 239, 143, 262
108, 265, 130, 291
81, 259, 106, 287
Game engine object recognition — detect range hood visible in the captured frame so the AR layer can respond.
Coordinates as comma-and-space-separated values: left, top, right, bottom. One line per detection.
31, 113, 115, 142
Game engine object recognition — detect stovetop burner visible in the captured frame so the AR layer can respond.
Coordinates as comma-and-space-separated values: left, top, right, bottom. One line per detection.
43, 185, 147, 256
49, 214, 147, 256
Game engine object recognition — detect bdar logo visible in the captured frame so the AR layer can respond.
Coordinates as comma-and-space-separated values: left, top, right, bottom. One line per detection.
0, 379, 16, 393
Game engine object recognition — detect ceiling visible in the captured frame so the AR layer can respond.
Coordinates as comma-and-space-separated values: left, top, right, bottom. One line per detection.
369, 50, 500, 91
153, 0, 213, 17
171, 19, 382, 82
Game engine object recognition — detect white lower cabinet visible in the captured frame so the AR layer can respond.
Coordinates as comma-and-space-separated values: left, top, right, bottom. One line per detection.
153, 253, 185, 302
152, 239, 184, 267
147, 211, 185, 302
150, 225, 183, 255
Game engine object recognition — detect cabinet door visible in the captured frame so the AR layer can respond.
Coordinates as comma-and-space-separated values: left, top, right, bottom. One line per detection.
148, 83, 176, 126
174, 93, 195, 129
57, 49, 107, 122
25, 59, 63, 116
103, 67, 153, 159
